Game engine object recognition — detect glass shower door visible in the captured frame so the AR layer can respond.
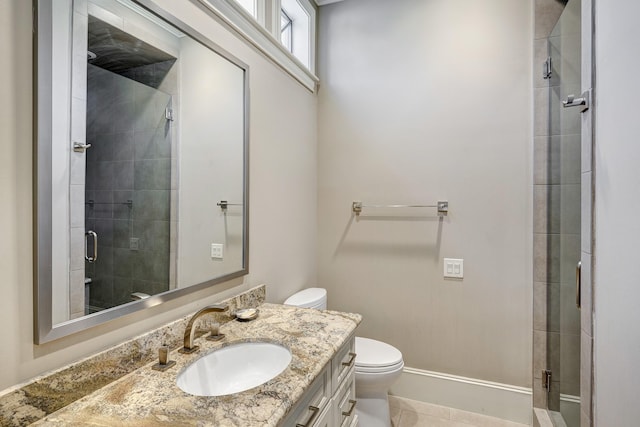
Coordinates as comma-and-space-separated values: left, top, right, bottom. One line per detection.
547, 0, 582, 425
81, 14, 178, 314
84, 69, 173, 313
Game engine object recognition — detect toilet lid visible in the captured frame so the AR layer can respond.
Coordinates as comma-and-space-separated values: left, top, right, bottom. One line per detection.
355, 337, 403, 368
283, 288, 326, 308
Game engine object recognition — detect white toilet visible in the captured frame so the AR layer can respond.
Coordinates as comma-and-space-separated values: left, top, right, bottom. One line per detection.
284, 288, 404, 427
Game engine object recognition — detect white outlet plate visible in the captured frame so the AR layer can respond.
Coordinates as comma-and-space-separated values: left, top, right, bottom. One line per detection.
444, 258, 464, 279
211, 243, 224, 259
129, 238, 140, 251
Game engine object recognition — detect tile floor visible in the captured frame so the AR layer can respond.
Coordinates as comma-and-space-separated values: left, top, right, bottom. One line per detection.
389, 396, 530, 427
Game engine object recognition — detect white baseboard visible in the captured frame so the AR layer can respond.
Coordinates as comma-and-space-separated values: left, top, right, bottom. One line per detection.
389, 367, 533, 425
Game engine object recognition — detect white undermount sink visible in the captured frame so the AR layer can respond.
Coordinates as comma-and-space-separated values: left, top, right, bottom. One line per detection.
176, 342, 292, 396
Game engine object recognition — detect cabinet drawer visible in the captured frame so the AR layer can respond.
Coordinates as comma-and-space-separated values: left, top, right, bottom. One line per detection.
311, 401, 333, 427
281, 366, 330, 427
334, 367, 356, 427
331, 335, 356, 394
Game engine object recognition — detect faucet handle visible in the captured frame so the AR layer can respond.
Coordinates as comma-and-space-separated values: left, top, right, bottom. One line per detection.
207, 322, 226, 342
152, 345, 176, 371
159, 346, 169, 365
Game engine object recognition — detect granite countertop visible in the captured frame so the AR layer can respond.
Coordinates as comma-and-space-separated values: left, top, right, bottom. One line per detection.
33, 303, 361, 427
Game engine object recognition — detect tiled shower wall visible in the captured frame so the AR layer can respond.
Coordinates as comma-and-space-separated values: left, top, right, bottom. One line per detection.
532, 1, 593, 426
85, 64, 174, 310
532, 0, 567, 412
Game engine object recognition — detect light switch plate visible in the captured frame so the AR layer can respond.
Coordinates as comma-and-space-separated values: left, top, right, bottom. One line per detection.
444, 258, 464, 279
211, 243, 224, 259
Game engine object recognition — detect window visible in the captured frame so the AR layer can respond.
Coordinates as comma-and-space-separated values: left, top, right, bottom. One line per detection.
280, 9, 293, 52
280, 0, 312, 69
233, 0, 257, 19
203, 0, 318, 90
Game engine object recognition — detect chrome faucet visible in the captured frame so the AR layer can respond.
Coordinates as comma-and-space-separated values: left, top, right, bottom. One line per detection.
179, 304, 228, 353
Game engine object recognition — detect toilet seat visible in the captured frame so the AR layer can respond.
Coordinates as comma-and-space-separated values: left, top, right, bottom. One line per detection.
355, 337, 404, 373
283, 288, 327, 309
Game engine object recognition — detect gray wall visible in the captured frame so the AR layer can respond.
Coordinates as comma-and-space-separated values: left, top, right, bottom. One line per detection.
176, 36, 245, 288
594, 0, 640, 425
317, 0, 532, 387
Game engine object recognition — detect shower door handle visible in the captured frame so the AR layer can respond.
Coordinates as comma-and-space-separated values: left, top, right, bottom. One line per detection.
576, 261, 582, 309
85, 230, 98, 263
562, 91, 590, 112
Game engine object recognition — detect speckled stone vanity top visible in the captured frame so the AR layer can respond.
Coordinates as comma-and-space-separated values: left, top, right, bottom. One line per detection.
33, 304, 361, 426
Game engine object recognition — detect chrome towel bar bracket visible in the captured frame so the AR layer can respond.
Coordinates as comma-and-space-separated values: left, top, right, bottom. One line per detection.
352, 201, 448, 216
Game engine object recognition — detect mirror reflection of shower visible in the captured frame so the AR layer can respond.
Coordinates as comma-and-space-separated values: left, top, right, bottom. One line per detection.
83, 15, 177, 314
41, 0, 247, 334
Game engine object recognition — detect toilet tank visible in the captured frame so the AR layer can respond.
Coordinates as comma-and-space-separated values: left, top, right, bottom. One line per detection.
284, 288, 327, 309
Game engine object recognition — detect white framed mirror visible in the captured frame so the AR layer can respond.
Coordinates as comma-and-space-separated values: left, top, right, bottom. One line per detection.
34, 0, 249, 343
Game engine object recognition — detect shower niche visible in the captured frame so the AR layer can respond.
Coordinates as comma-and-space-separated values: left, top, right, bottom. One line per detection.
35, 0, 249, 342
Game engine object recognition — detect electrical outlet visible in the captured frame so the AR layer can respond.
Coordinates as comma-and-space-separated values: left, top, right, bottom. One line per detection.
211, 243, 224, 259
129, 238, 140, 251
444, 258, 463, 279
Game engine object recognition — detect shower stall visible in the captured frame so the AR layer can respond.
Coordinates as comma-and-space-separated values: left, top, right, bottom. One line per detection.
534, 0, 592, 426
82, 16, 178, 313
546, 0, 581, 424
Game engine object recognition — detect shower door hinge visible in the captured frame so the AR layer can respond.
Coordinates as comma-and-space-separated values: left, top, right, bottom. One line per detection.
542, 370, 552, 392
543, 56, 552, 79
73, 142, 92, 153
165, 108, 175, 121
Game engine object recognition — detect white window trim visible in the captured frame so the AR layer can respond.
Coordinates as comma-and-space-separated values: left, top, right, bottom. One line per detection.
229, 0, 257, 19
279, 0, 315, 73
197, 0, 319, 92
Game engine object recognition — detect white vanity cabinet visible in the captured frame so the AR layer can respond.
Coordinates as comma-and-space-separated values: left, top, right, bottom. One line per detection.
333, 367, 356, 427
281, 334, 357, 427
282, 365, 331, 426
330, 334, 357, 427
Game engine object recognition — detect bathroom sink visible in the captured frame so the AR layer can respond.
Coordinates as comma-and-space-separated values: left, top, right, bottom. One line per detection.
176, 342, 292, 396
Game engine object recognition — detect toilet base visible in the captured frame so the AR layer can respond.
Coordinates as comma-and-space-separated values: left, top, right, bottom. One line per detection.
355, 392, 392, 427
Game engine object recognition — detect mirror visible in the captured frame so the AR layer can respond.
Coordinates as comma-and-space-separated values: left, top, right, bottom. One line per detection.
35, 0, 249, 343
